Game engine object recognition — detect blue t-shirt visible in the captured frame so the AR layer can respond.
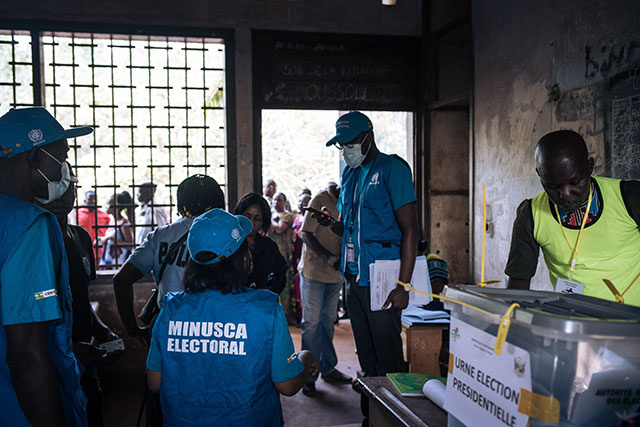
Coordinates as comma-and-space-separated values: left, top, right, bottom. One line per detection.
1, 216, 62, 325
339, 156, 416, 278
0, 203, 87, 427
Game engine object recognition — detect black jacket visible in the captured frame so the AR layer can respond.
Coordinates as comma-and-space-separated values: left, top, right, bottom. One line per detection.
247, 233, 288, 294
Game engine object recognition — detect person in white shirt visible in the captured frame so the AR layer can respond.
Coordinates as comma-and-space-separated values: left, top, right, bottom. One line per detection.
136, 181, 168, 245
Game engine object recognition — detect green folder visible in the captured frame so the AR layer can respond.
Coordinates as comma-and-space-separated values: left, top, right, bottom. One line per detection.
386, 372, 447, 397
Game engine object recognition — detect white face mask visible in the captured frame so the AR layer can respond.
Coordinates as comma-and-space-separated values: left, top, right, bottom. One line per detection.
342, 133, 371, 169
34, 149, 70, 204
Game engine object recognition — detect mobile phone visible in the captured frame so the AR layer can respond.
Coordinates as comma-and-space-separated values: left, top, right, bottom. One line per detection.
98, 338, 125, 354
303, 206, 336, 223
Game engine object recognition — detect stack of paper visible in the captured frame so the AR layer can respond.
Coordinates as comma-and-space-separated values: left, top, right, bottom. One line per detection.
370, 256, 432, 311
401, 305, 450, 325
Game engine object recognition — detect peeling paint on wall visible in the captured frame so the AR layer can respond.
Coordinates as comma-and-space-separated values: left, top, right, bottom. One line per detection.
475, 76, 550, 289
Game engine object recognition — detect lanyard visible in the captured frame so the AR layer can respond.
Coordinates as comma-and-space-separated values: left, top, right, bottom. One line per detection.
603, 270, 640, 304
347, 168, 365, 238
553, 184, 593, 280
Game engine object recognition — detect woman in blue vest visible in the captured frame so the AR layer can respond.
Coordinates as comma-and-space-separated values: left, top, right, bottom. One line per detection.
146, 208, 318, 426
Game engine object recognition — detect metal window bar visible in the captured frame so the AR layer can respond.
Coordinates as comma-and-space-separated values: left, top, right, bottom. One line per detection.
0, 30, 35, 113
1, 28, 227, 270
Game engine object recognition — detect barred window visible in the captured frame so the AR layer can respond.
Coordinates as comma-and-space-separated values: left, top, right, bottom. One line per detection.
0, 29, 229, 270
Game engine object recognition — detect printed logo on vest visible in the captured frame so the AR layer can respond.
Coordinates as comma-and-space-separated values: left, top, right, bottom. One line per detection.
34, 288, 58, 300
166, 320, 248, 356
369, 172, 380, 186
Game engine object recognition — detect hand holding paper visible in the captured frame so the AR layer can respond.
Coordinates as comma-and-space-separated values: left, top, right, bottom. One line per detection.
370, 256, 432, 311
382, 286, 409, 310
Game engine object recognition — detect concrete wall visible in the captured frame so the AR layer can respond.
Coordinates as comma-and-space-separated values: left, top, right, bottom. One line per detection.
472, 0, 640, 288
0, 0, 422, 200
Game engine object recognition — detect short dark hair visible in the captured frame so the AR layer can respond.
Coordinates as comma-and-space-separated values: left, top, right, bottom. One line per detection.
182, 240, 251, 294
535, 130, 589, 175
234, 192, 271, 233
177, 174, 225, 217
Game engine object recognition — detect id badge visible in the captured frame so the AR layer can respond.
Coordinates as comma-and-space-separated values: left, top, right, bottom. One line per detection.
346, 242, 355, 263
556, 278, 584, 294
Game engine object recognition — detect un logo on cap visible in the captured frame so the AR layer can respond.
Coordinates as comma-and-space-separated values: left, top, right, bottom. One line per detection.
231, 228, 241, 240
28, 128, 44, 144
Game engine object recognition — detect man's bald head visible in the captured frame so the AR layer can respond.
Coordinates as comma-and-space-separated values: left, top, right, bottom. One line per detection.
535, 130, 589, 174
535, 130, 594, 211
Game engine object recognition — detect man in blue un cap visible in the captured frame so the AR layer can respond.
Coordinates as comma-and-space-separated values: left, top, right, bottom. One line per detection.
0, 107, 91, 426
325, 111, 418, 423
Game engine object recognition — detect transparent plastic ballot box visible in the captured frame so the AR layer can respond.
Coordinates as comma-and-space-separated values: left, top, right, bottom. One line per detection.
441, 285, 640, 426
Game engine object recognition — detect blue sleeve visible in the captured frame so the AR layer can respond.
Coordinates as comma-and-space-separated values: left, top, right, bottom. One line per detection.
146, 307, 167, 372
271, 304, 304, 382
1, 215, 62, 325
388, 158, 417, 211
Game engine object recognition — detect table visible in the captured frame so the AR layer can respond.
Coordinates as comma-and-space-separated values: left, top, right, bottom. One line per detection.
358, 377, 447, 427
401, 322, 449, 376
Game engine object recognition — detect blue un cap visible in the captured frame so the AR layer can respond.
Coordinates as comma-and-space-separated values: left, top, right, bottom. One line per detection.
326, 111, 373, 147
187, 209, 253, 265
0, 107, 92, 158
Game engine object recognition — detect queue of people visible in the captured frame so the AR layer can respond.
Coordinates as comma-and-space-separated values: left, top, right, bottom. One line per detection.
1, 105, 637, 427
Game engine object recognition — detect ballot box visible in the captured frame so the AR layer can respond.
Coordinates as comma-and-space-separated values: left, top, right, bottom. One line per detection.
440, 286, 640, 427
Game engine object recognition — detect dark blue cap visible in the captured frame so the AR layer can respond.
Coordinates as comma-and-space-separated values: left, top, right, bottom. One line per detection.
0, 107, 92, 158
326, 111, 373, 147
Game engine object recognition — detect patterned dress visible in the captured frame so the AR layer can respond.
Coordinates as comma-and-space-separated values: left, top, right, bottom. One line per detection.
268, 211, 297, 324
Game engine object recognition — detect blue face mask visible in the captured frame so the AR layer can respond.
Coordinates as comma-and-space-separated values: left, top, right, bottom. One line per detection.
34, 148, 71, 204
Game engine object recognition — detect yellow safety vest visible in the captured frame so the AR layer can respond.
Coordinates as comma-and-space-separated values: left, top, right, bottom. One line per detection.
532, 176, 640, 305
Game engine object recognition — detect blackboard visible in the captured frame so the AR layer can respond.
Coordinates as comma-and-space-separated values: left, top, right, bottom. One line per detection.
252, 30, 420, 110
606, 68, 640, 180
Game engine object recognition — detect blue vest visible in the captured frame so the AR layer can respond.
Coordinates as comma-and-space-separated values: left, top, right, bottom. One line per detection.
0, 192, 87, 427
340, 153, 405, 286
157, 288, 283, 426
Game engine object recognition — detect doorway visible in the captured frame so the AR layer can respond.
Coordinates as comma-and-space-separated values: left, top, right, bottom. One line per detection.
261, 109, 414, 203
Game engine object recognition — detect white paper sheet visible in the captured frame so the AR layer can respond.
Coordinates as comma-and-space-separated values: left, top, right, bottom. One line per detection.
423, 379, 446, 409
369, 256, 432, 311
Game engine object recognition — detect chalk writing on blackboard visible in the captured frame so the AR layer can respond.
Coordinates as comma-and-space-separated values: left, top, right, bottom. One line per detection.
612, 94, 640, 179
254, 31, 419, 110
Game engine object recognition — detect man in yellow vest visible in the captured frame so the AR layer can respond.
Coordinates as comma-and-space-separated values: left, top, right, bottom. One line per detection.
506, 130, 640, 306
